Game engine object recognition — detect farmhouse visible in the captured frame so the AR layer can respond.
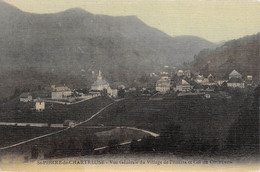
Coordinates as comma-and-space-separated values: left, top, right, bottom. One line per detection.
194, 75, 206, 84
175, 79, 193, 92
176, 70, 191, 78
51, 85, 72, 100
177, 70, 184, 77
202, 74, 217, 86
19, 93, 32, 102
35, 99, 45, 112
227, 78, 245, 88
156, 76, 171, 92
107, 87, 118, 98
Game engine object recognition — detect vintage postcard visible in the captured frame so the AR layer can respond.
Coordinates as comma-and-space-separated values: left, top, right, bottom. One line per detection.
0, 0, 259, 171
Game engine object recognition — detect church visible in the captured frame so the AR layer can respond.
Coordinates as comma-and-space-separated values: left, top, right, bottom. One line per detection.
91, 71, 118, 98
91, 71, 110, 91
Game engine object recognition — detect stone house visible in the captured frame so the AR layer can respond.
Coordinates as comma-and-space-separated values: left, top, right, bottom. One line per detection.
156, 76, 171, 92
227, 78, 245, 88
35, 99, 45, 112
175, 79, 193, 92
19, 93, 32, 102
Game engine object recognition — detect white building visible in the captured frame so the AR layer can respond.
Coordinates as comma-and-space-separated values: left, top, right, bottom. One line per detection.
107, 87, 118, 98
51, 85, 72, 100
177, 70, 184, 77
35, 99, 45, 112
177, 70, 190, 78
247, 75, 253, 80
227, 78, 245, 88
156, 76, 171, 92
194, 75, 206, 84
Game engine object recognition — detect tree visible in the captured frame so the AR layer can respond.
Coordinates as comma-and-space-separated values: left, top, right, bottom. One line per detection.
118, 89, 125, 98
108, 139, 119, 153
81, 138, 94, 155
226, 86, 259, 152
130, 139, 139, 152
221, 82, 228, 91
158, 123, 184, 152
31, 146, 39, 159
67, 138, 76, 156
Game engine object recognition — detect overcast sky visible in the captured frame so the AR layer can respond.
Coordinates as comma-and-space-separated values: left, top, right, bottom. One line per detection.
4, 0, 260, 42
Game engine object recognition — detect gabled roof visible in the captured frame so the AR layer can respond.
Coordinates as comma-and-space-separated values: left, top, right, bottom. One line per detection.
229, 70, 241, 76
35, 98, 44, 103
197, 75, 204, 79
208, 74, 213, 78
178, 79, 191, 86
19, 92, 31, 98
182, 79, 189, 85
54, 86, 71, 91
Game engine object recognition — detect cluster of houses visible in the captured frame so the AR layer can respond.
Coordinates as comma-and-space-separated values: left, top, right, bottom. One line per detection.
17, 67, 254, 111
156, 68, 254, 95
19, 70, 119, 112
51, 85, 72, 100
155, 69, 193, 93
19, 93, 46, 112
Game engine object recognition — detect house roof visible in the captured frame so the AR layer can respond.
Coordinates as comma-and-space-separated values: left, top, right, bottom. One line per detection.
19, 92, 31, 98
54, 86, 71, 91
177, 79, 190, 86
197, 75, 204, 79
228, 78, 243, 83
36, 99, 44, 103
208, 74, 213, 78
157, 81, 170, 86
229, 70, 241, 76
182, 79, 190, 85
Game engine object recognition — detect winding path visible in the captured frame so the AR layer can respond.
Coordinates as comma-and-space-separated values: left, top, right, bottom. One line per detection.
115, 126, 159, 137
0, 98, 160, 152
0, 101, 117, 150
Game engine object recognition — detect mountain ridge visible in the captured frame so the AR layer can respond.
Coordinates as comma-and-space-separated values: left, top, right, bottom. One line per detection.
192, 32, 260, 78
0, 1, 217, 99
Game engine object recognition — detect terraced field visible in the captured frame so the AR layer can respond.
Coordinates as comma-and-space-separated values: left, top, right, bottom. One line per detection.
0, 97, 113, 124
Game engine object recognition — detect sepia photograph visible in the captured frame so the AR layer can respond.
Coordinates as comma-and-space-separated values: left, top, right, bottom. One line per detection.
0, 0, 259, 171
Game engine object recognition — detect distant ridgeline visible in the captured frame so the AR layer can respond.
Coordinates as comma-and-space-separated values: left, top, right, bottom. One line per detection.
0, 2, 217, 100
192, 33, 260, 79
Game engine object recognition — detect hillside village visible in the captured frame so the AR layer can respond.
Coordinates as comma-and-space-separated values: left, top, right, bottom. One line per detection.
1, 64, 258, 159
154, 67, 256, 97
0, 2, 259, 163
16, 71, 118, 113
4, 65, 258, 120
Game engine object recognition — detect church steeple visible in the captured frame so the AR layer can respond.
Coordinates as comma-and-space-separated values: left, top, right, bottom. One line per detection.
97, 70, 102, 80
